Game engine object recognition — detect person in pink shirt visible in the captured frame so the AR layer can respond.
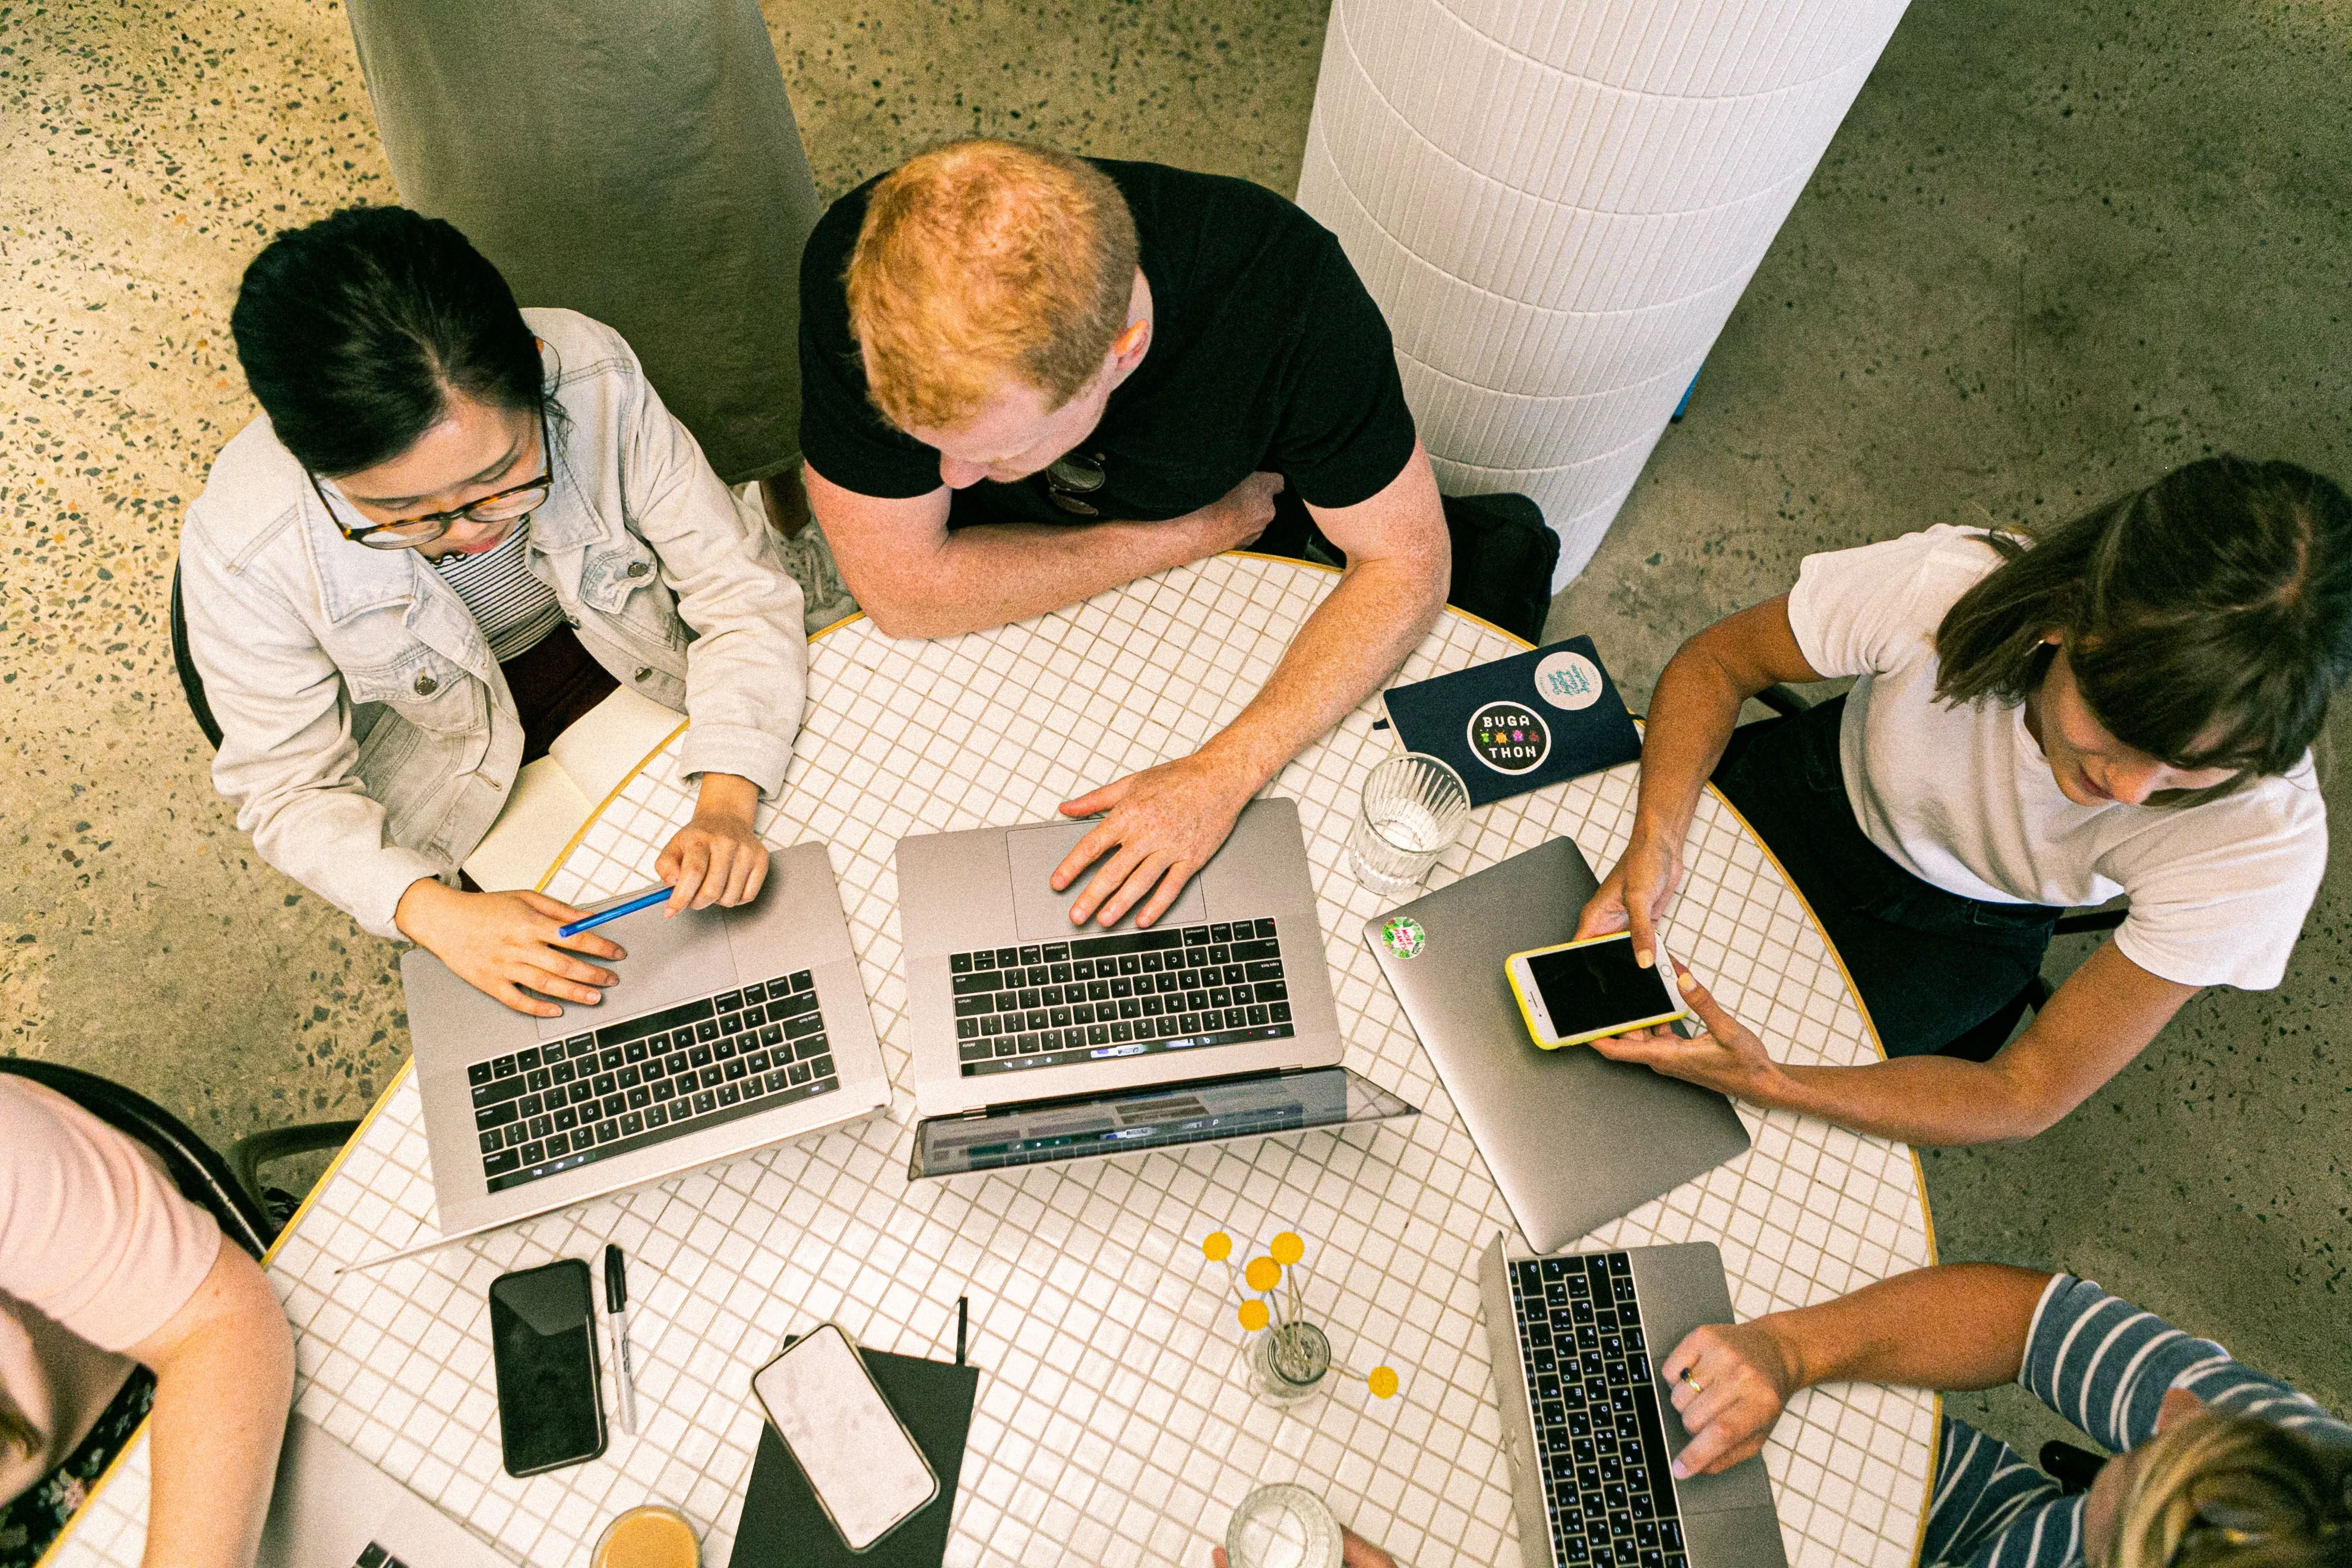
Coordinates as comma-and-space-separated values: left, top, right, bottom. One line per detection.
0, 1079, 295, 1568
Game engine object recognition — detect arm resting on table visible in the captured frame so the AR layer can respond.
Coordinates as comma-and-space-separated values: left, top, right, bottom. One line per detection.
130, 1240, 296, 1568
1763, 941, 2199, 1144
806, 462, 1260, 639
1662, 1263, 2053, 1477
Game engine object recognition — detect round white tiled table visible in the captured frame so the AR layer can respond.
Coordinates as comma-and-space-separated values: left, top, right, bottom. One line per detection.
50, 554, 1936, 1568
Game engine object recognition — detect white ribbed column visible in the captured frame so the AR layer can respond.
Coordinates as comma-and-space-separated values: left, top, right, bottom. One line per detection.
1297, 0, 1912, 585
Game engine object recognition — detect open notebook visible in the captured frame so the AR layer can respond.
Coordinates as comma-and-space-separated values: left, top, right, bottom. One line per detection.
460, 686, 685, 891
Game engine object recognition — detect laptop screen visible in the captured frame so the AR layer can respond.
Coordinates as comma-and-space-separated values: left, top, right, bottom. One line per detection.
909, 1068, 1413, 1178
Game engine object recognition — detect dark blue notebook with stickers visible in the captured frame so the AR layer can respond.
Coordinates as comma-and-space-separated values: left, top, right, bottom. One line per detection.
1380, 636, 1643, 808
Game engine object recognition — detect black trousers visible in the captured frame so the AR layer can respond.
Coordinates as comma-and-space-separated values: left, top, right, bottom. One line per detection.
1711, 697, 2059, 1057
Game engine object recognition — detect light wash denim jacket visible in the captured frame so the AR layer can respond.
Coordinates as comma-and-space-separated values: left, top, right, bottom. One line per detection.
179, 309, 807, 938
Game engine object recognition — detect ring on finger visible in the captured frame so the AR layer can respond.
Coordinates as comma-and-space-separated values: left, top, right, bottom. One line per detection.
1680, 1366, 1704, 1395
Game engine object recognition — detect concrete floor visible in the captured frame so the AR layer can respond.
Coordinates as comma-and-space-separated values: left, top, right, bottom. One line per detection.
3, 0, 2342, 1483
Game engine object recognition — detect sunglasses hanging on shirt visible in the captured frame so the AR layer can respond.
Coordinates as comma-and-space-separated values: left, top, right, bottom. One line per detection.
1044, 452, 1108, 516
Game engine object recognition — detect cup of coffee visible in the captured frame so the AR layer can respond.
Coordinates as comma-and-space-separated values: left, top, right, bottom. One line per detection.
593, 1505, 698, 1568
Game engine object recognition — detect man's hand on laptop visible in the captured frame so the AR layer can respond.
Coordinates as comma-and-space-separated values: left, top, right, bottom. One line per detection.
1589, 962, 1787, 1103
1051, 749, 1259, 928
1658, 1318, 1799, 1478
394, 879, 624, 1019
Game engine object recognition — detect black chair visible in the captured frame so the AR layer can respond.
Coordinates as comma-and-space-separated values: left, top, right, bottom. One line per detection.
0, 1058, 357, 1256
1711, 683, 2126, 1063
170, 559, 224, 750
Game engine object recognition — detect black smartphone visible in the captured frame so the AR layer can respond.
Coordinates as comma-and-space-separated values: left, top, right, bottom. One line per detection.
488, 1259, 606, 1477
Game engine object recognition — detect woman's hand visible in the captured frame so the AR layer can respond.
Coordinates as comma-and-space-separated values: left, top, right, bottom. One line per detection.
1574, 826, 1683, 969
658, 772, 770, 913
1590, 962, 1786, 1102
1658, 1319, 1801, 1478
394, 878, 624, 1018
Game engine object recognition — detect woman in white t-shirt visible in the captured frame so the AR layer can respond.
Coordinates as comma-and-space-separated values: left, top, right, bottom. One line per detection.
0, 1079, 295, 1567
1575, 456, 2350, 1146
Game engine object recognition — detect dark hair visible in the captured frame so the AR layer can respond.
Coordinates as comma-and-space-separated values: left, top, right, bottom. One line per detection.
1934, 456, 2352, 805
230, 206, 545, 476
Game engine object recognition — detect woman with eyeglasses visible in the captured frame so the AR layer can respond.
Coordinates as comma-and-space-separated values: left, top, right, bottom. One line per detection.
179, 206, 808, 1016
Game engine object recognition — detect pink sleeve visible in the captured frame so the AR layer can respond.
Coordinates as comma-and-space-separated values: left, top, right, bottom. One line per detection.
0, 1080, 224, 1353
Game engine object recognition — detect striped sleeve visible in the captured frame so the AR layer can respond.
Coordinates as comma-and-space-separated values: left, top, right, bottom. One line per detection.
2021, 1276, 2352, 1455
1918, 1417, 2079, 1567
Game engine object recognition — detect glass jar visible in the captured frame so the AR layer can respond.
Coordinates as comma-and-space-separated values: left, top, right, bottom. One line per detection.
1250, 1320, 1332, 1402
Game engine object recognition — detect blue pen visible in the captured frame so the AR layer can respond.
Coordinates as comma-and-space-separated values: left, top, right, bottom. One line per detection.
555, 886, 672, 939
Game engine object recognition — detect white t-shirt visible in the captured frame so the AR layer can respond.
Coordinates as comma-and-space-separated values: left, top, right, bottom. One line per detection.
1785, 525, 2328, 991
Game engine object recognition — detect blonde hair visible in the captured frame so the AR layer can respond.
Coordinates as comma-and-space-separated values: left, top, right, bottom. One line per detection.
845, 139, 1139, 433
2107, 1411, 2351, 1568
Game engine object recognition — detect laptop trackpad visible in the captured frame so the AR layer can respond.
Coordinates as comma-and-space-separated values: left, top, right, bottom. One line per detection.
532, 897, 739, 1039
1006, 820, 1210, 938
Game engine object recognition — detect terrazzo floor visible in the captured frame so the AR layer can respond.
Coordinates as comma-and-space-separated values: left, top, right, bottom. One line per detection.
4, 0, 2345, 1503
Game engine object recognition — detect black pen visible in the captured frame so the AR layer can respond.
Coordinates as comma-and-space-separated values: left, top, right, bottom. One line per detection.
956, 1295, 968, 1366
604, 1244, 639, 1436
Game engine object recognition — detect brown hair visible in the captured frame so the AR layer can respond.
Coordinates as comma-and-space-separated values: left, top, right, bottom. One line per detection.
845, 140, 1140, 433
2105, 1409, 2352, 1568
0, 1399, 33, 1460
1934, 456, 2352, 807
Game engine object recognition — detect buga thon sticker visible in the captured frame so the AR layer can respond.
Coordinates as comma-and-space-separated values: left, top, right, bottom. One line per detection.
1466, 700, 1551, 774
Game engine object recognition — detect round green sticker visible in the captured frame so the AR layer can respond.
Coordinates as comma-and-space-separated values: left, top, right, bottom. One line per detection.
1380, 915, 1428, 959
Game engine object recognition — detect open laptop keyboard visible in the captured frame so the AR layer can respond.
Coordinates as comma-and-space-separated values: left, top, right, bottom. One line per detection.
1510, 1253, 1689, 1568
950, 919, 1294, 1078
468, 971, 838, 1193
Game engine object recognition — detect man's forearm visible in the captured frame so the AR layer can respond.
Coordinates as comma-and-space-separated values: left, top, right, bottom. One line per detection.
1765, 1264, 2052, 1394
863, 518, 1216, 638
1198, 551, 1446, 788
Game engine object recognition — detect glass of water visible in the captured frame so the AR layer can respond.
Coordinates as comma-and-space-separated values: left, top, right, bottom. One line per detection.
1347, 753, 1469, 896
1225, 1483, 1343, 1568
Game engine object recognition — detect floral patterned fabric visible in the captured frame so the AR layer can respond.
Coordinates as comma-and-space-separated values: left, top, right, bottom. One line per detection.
0, 1368, 153, 1567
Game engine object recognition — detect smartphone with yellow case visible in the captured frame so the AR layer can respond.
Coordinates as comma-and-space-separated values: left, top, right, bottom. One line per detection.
1505, 932, 1688, 1048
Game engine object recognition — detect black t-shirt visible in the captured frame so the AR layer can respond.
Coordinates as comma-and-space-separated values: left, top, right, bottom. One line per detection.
798, 159, 1419, 526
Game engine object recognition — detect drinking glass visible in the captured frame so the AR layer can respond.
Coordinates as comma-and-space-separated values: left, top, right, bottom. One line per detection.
1225, 1482, 1343, 1568
1346, 753, 1469, 896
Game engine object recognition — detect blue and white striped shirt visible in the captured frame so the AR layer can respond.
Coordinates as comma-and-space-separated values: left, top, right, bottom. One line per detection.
433, 524, 564, 661
1919, 1276, 2350, 1566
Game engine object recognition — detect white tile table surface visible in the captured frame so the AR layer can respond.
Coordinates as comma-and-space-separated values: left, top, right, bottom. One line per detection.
50, 554, 1936, 1568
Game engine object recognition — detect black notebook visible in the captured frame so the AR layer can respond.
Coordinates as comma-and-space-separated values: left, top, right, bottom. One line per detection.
1381, 635, 1643, 807
729, 1345, 978, 1568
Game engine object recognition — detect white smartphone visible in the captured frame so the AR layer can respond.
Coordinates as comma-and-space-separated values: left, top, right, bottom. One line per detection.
751, 1324, 938, 1551
1505, 931, 1689, 1048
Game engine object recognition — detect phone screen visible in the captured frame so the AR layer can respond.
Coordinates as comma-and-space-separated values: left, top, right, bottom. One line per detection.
1525, 938, 1678, 1041
753, 1326, 937, 1551
488, 1260, 606, 1477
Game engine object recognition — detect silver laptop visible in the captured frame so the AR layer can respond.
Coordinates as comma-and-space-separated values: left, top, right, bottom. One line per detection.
1362, 836, 1749, 1253
259, 1414, 511, 1568
1480, 1236, 1787, 1568
387, 842, 889, 1264
896, 796, 1355, 1123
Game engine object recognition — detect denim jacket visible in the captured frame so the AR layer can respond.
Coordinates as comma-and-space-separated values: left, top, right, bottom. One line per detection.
179, 309, 807, 938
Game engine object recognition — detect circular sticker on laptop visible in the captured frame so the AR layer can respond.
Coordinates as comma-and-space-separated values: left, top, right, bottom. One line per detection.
1466, 700, 1551, 774
1534, 649, 1605, 711
1379, 915, 1427, 960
